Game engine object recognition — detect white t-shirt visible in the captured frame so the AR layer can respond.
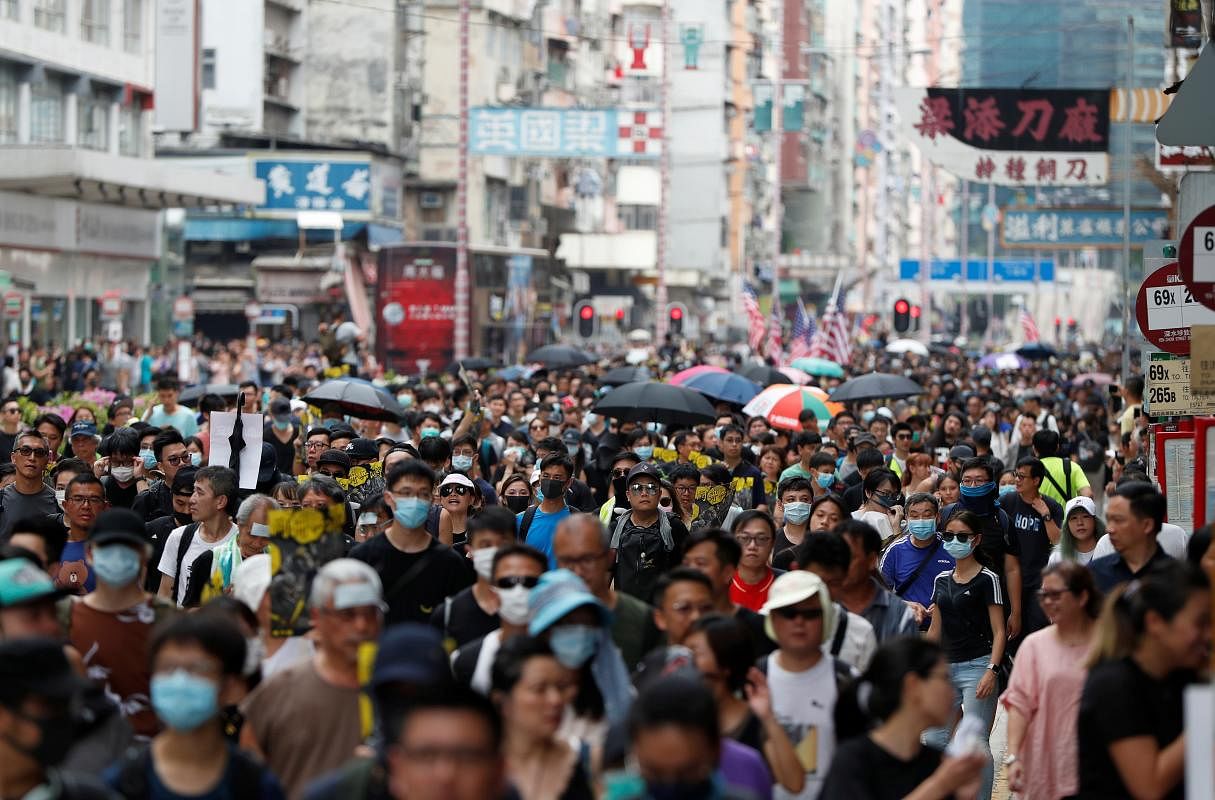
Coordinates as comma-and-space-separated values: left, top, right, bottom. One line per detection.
768, 652, 837, 800
851, 508, 896, 543
157, 521, 239, 606
1047, 546, 1096, 568
1092, 522, 1189, 562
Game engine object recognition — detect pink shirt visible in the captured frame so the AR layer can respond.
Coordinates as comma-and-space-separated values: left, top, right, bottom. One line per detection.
1000, 625, 1091, 800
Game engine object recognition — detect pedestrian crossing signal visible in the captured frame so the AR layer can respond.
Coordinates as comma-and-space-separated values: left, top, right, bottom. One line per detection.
893, 298, 911, 333
576, 302, 596, 339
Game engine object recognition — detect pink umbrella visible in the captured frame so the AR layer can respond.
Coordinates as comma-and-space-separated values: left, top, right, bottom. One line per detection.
669, 365, 729, 386
778, 366, 813, 385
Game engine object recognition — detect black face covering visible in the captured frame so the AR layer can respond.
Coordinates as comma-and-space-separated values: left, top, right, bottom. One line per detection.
540, 479, 566, 502
612, 475, 629, 506
504, 495, 530, 514
173, 511, 192, 526
6, 710, 76, 766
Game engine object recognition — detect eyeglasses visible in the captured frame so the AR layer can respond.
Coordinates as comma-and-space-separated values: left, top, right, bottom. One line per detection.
494, 575, 540, 589
630, 483, 659, 495
773, 606, 824, 621
941, 531, 977, 543
1036, 588, 1068, 601
440, 485, 470, 497
2, 407, 19, 414
959, 477, 987, 487
894, 432, 913, 440
68, 495, 105, 506
1013, 472, 1033, 482
669, 601, 715, 615
162, 454, 190, 466
736, 535, 773, 548
611, 469, 631, 478
14, 447, 49, 459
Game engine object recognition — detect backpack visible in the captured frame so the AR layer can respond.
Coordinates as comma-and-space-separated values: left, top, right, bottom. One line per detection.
757, 652, 857, 688
110, 743, 269, 800
610, 511, 676, 603
171, 521, 203, 599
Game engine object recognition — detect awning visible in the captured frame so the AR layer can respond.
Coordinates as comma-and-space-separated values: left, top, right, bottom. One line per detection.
184, 218, 367, 242
0, 147, 264, 208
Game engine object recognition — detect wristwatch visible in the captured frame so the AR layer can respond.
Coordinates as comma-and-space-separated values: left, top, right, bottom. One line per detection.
986, 663, 1000, 673
1041, 514, 1053, 523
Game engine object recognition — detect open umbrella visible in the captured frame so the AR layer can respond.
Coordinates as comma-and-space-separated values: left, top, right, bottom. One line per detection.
446, 357, 498, 373
978, 353, 1028, 371
601, 366, 652, 387
1071, 372, 1114, 386
790, 357, 846, 379
669, 365, 729, 385
1015, 342, 1058, 361
178, 383, 241, 407
829, 372, 924, 403
496, 365, 531, 381
304, 379, 406, 422
591, 381, 716, 427
743, 384, 833, 428
885, 338, 930, 357
681, 371, 762, 406
778, 366, 813, 385
803, 386, 846, 418
525, 344, 596, 368
735, 363, 788, 387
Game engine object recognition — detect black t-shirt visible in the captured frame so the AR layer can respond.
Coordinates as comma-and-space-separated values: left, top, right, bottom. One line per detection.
727, 462, 766, 509
998, 493, 1063, 591
102, 476, 139, 509
145, 514, 189, 593
429, 585, 499, 649
931, 567, 1003, 663
1077, 657, 1189, 800
821, 736, 944, 800
349, 534, 475, 625
0, 428, 16, 464
263, 423, 299, 475
841, 482, 865, 514
132, 482, 172, 523
612, 512, 690, 603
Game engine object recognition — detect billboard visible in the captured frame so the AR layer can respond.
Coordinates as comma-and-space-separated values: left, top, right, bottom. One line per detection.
376, 245, 459, 375
469, 108, 662, 159
1001, 208, 1171, 248
253, 158, 372, 215
154, 0, 199, 132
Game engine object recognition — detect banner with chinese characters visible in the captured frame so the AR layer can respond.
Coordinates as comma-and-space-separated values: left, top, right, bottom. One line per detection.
253, 158, 373, 215
469, 108, 662, 159
1001, 208, 1171, 248
893, 88, 1110, 186
376, 244, 457, 376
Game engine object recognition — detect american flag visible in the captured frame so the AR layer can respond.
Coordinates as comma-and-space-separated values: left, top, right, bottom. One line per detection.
742, 279, 766, 351
808, 293, 852, 365
788, 300, 815, 360
1019, 307, 1040, 342
767, 299, 784, 359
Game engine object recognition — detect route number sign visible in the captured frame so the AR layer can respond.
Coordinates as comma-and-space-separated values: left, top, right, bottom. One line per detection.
1136, 262, 1215, 354
1178, 205, 1215, 310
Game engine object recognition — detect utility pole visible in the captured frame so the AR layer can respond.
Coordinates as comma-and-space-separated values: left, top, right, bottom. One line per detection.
769, 0, 785, 355
959, 178, 970, 339
454, 0, 471, 360
656, 0, 671, 342
1121, 14, 1134, 380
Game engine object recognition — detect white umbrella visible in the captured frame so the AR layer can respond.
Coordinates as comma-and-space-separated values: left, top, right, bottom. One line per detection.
627, 328, 653, 343
885, 338, 929, 357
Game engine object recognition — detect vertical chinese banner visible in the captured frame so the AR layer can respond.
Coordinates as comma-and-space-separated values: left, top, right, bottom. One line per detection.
376, 245, 458, 375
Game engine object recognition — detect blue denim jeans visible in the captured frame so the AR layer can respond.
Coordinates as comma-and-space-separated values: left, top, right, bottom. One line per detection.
924, 654, 998, 800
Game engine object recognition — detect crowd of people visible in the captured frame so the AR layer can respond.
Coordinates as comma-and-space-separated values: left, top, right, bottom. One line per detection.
0, 334, 1208, 800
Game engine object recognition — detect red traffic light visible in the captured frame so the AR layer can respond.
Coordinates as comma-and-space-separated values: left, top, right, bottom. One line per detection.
909, 305, 921, 318
579, 305, 594, 320
894, 299, 909, 315
615, 308, 625, 321
670, 306, 683, 320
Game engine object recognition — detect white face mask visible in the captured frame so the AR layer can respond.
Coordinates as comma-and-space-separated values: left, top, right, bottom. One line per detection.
471, 546, 498, 581
110, 465, 135, 483
496, 585, 531, 625
55, 488, 66, 506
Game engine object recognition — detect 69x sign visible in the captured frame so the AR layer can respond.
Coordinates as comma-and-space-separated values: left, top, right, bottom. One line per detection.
1179, 205, 1215, 311
1136, 262, 1215, 355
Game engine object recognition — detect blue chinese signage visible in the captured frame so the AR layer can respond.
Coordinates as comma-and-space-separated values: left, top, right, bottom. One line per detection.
1001, 208, 1170, 248
469, 107, 663, 159
253, 159, 372, 215
899, 258, 1056, 283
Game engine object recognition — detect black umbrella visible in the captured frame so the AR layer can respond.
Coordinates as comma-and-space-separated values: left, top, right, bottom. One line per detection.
446, 357, 499, 374
228, 391, 247, 474
591, 381, 716, 427
526, 344, 596, 368
1015, 342, 1058, 361
304, 379, 405, 422
178, 383, 241, 407
829, 372, 924, 403
734, 363, 787, 387
600, 366, 651, 387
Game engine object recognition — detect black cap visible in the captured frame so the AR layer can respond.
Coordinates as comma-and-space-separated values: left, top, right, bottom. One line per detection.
370, 624, 453, 689
172, 467, 198, 495
269, 397, 291, 417
561, 428, 582, 446
317, 449, 352, 471
949, 444, 976, 460
626, 462, 661, 483
329, 422, 358, 439
970, 425, 992, 446
0, 638, 90, 706
88, 508, 148, 549
344, 438, 379, 461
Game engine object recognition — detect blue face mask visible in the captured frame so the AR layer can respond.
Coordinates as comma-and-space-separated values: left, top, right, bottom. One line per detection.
633, 446, 654, 461
959, 481, 996, 498
548, 624, 599, 668
958, 481, 996, 513
943, 536, 975, 560
273, 417, 292, 431
907, 519, 937, 541
190, 452, 202, 468
816, 472, 834, 489
451, 455, 474, 473
92, 544, 142, 587
998, 484, 1016, 496
862, 411, 876, 423
420, 428, 442, 439
393, 497, 430, 529
151, 670, 219, 731
138, 449, 157, 470
783, 501, 810, 524
397, 394, 414, 408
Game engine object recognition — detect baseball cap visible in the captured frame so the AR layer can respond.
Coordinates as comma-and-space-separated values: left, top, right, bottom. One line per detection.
69, 421, 98, 439
970, 425, 992, 446
439, 473, 475, 491
759, 571, 837, 643
0, 638, 90, 707
329, 422, 358, 440
88, 508, 148, 549
528, 569, 612, 636
0, 559, 70, 609
561, 428, 582, 447
949, 444, 976, 461
344, 438, 379, 461
172, 467, 198, 496
1064, 496, 1097, 519
370, 624, 453, 689
232, 553, 271, 615
316, 449, 352, 471
269, 397, 291, 418
626, 462, 661, 483
851, 433, 879, 448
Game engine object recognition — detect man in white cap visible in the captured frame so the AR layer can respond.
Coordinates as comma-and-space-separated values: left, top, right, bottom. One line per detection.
760, 571, 854, 800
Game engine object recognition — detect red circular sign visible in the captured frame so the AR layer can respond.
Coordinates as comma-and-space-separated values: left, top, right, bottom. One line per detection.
1178, 205, 1215, 310
1136, 262, 1195, 355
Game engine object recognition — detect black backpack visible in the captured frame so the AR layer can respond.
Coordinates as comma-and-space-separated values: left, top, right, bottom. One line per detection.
610, 511, 676, 603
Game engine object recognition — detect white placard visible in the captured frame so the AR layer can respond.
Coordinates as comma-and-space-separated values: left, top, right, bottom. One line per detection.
1195, 226, 1215, 281
1184, 685, 1214, 800
1163, 437, 1195, 530
207, 411, 265, 489
1145, 282, 1215, 331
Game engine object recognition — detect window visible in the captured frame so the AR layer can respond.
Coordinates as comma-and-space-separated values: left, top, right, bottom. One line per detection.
118, 102, 140, 156
81, 0, 111, 45
0, 1, 18, 22
0, 65, 16, 143
29, 77, 64, 143
618, 204, 657, 231
78, 95, 109, 151
34, 0, 65, 32
123, 0, 142, 53
201, 48, 216, 89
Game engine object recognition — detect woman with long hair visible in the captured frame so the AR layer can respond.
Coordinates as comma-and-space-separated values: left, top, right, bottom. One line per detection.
1001, 562, 1101, 799
1049, 497, 1103, 567
901, 453, 934, 491
1076, 560, 1210, 799
823, 637, 984, 799
852, 468, 903, 543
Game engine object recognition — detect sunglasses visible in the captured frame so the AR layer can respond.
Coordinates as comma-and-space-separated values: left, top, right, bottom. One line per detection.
162, 454, 191, 466
941, 531, 977, 543
630, 483, 659, 495
773, 606, 824, 621
494, 575, 540, 590
14, 447, 49, 459
440, 485, 471, 497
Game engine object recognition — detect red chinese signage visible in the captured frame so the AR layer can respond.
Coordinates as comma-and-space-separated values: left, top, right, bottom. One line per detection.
376, 245, 460, 375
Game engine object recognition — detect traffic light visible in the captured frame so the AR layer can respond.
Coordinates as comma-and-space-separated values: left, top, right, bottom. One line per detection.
893, 298, 911, 334
615, 307, 626, 326
910, 304, 922, 332
575, 301, 596, 339
667, 303, 686, 336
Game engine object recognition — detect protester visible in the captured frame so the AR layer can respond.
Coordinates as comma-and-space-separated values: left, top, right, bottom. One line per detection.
156, 466, 240, 607
1089, 481, 1171, 592
1049, 495, 1103, 567
431, 506, 515, 649
729, 511, 781, 611
0, 431, 58, 540
831, 520, 917, 642
611, 462, 690, 602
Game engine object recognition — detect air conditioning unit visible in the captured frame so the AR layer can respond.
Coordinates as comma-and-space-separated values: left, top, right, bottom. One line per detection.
496, 67, 516, 103
418, 191, 444, 209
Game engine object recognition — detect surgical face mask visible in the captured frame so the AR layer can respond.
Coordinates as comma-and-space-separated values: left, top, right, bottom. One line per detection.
584, 413, 600, 427
420, 428, 442, 439
190, 452, 202, 468
55, 488, 66, 506
783, 501, 811, 524
998, 484, 1016, 496
92, 544, 142, 587
110, 465, 135, 483
504, 495, 530, 514
393, 497, 431, 529
539, 478, 565, 502
548, 624, 599, 668
816, 472, 834, 489
250, 522, 270, 538
422, 403, 441, 414
397, 393, 414, 408
713, 426, 724, 442
534, 486, 544, 503
151, 670, 219, 731
471, 546, 498, 580
451, 454, 474, 473
506, 446, 528, 461
942, 536, 975, 560
139, 449, 157, 470
496, 584, 532, 625
907, 519, 937, 541
566, 444, 579, 456
273, 417, 292, 431
862, 411, 876, 424
633, 445, 654, 461
243, 637, 265, 677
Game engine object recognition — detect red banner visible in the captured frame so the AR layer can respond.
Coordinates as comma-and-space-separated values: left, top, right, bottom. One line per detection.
376, 245, 458, 375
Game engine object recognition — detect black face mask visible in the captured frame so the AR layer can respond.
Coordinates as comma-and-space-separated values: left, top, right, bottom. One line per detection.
6, 710, 76, 766
504, 495, 530, 514
540, 479, 566, 502
173, 511, 192, 526
612, 475, 629, 505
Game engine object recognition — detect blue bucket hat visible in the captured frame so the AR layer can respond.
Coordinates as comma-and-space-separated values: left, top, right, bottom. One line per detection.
527, 569, 612, 636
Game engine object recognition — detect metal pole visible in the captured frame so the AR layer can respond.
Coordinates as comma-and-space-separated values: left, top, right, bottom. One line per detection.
454, 0, 471, 360
655, 0, 671, 342
1121, 14, 1134, 380
918, 165, 933, 344
985, 180, 996, 347
959, 178, 970, 339
769, 0, 785, 357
